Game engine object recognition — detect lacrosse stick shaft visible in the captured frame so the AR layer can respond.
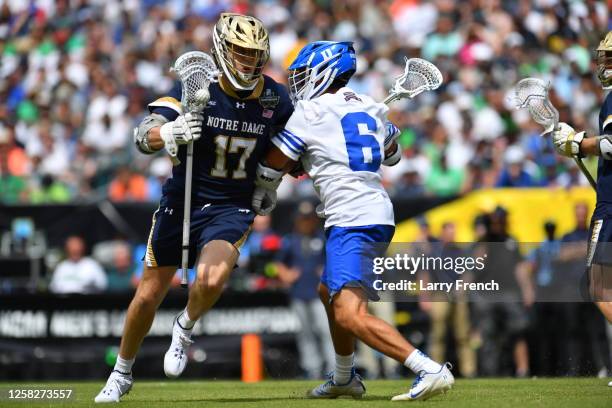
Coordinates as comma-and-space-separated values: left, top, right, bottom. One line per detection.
574, 157, 596, 189
180, 141, 194, 288
383, 94, 397, 105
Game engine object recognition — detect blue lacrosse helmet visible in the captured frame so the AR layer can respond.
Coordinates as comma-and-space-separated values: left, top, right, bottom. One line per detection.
287, 41, 356, 103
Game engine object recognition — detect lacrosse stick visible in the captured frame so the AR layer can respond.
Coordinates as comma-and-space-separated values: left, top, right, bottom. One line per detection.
383, 57, 443, 104
172, 51, 220, 288
513, 78, 596, 189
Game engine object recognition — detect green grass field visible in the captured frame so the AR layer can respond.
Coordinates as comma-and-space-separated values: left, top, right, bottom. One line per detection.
0, 378, 610, 407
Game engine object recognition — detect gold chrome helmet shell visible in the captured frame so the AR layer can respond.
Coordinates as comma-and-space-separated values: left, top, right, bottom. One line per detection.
213, 13, 269, 91
597, 31, 612, 90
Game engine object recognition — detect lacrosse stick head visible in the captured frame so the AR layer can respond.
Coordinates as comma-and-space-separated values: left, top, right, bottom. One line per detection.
171, 51, 221, 112
386, 57, 443, 103
513, 77, 559, 130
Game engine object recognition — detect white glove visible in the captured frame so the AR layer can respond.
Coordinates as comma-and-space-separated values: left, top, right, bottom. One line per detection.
159, 112, 203, 157
552, 122, 585, 158
252, 186, 277, 216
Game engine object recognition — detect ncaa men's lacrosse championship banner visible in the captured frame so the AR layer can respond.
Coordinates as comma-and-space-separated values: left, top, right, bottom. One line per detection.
360, 242, 612, 303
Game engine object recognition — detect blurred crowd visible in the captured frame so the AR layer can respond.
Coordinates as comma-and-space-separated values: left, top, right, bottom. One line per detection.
0, 0, 609, 204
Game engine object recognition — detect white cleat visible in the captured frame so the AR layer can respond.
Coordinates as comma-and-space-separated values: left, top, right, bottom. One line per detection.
94, 370, 133, 403
608, 380, 612, 387
391, 363, 454, 401
164, 318, 194, 378
307, 370, 366, 399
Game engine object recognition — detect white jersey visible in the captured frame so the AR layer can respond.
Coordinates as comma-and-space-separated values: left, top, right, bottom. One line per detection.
272, 87, 399, 228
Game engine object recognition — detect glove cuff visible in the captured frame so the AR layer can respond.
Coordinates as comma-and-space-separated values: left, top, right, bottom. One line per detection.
569, 131, 585, 158
160, 121, 178, 157
256, 163, 283, 190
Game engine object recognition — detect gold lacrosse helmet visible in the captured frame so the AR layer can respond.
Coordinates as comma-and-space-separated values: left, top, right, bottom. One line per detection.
597, 31, 612, 90
213, 13, 270, 91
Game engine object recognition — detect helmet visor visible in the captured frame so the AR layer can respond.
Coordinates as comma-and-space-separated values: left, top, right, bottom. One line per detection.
223, 42, 268, 87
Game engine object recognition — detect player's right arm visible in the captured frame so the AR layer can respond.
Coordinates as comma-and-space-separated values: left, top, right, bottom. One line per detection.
134, 83, 204, 159
552, 97, 612, 160
252, 102, 310, 215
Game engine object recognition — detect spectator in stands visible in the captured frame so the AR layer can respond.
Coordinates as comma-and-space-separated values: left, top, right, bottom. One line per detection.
108, 166, 148, 202
276, 201, 334, 379
496, 146, 541, 188
49, 235, 107, 294
472, 206, 530, 377
106, 242, 136, 292
422, 222, 476, 378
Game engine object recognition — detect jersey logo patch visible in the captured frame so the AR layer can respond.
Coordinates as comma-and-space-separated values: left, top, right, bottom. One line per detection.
259, 88, 280, 109
262, 109, 274, 118
343, 91, 362, 102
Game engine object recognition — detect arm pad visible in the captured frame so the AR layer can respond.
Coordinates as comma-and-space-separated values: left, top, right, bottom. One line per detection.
255, 163, 284, 190
134, 113, 169, 154
382, 144, 401, 166
598, 135, 612, 160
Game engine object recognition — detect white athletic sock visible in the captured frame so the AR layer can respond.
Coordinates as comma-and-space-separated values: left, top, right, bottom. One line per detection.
114, 356, 134, 375
333, 353, 354, 384
177, 308, 196, 331
404, 350, 442, 374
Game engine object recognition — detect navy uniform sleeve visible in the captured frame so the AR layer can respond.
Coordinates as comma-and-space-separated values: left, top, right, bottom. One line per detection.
147, 81, 183, 121
602, 93, 612, 133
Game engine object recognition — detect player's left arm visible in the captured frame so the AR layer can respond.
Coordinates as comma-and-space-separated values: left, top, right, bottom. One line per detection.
553, 101, 612, 159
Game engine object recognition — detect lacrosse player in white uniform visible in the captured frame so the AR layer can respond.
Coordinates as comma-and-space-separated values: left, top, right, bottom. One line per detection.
253, 41, 454, 401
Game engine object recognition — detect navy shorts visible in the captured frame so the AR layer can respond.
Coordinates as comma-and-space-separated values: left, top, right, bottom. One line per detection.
321, 224, 395, 301
587, 216, 612, 266
145, 197, 255, 268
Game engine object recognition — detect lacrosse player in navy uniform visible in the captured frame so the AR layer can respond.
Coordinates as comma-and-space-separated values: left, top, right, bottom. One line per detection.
95, 13, 292, 403
550, 31, 612, 326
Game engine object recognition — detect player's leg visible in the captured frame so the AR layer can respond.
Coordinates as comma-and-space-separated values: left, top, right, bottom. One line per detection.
95, 265, 177, 403
163, 204, 254, 378
164, 239, 238, 378
95, 205, 181, 403
590, 263, 612, 323
308, 283, 365, 399
331, 287, 453, 401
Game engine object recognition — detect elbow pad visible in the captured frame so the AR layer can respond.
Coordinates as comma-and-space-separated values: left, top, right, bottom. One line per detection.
598, 135, 612, 160
134, 113, 169, 154
382, 145, 401, 166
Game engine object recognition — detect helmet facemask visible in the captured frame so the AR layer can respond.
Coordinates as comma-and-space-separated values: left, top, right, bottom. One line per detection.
288, 58, 340, 104
596, 32, 612, 90
597, 49, 612, 90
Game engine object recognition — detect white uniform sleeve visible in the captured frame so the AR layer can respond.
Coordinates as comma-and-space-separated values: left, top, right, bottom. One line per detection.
271, 101, 310, 161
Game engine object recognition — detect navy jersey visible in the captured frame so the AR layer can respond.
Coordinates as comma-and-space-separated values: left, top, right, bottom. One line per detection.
148, 75, 293, 207
594, 92, 612, 217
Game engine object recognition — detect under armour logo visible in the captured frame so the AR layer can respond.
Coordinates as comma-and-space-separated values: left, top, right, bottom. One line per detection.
164, 207, 174, 215
236, 102, 246, 109
207, 100, 217, 106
